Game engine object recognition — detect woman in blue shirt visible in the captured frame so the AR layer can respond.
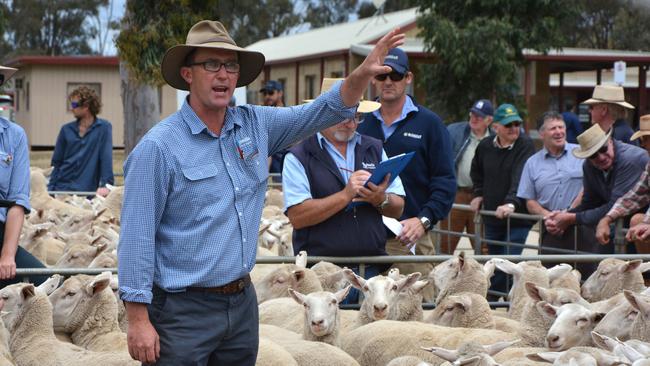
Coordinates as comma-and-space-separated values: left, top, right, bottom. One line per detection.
0, 65, 47, 287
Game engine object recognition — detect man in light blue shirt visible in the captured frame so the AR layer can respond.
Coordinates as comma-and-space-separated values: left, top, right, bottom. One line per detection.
117, 20, 405, 365
517, 111, 588, 254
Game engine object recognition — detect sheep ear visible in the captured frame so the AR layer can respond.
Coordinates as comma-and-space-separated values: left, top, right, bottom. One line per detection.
621, 259, 642, 273
483, 260, 496, 280
484, 339, 520, 356
571, 269, 582, 282
420, 346, 458, 362
623, 290, 650, 315
638, 262, 650, 274
591, 331, 615, 351
95, 243, 109, 255
457, 355, 483, 365
343, 269, 366, 290
548, 263, 572, 282
617, 342, 645, 362
288, 288, 306, 305
21, 284, 36, 300
411, 280, 429, 294
492, 258, 521, 276
334, 285, 351, 303
295, 251, 307, 268
94, 208, 108, 219
396, 272, 421, 292
387, 268, 400, 280
87, 273, 111, 296
450, 295, 470, 312
258, 223, 271, 235
292, 269, 305, 282
537, 301, 558, 319
527, 352, 561, 363
458, 251, 465, 270
525, 282, 544, 301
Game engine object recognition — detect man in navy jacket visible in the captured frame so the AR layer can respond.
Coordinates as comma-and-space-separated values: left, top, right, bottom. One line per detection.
357, 48, 456, 261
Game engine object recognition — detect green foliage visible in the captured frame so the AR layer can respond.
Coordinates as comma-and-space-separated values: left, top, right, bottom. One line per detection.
0, 0, 106, 57
302, 0, 358, 28
358, 0, 419, 19
612, 1, 650, 51
415, 0, 577, 121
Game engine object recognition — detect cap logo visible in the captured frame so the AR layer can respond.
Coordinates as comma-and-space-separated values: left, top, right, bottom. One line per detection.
476, 101, 484, 108
385, 55, 399, 60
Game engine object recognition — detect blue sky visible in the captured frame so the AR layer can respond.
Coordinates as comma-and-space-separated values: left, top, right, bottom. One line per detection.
95, 0, 125, 55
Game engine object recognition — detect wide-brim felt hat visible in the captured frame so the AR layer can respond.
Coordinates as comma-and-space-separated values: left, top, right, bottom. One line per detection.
161, 20, 265, 90
631, 114, 650, 141
0, 65, 17, 86
572, 124, 612, 159
304, 78, 381, 113
582, 84, 635, 109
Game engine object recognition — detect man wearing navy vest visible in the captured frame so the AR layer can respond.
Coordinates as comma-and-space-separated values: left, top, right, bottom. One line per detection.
282, 79, 405, 302
356, 48, 456, 263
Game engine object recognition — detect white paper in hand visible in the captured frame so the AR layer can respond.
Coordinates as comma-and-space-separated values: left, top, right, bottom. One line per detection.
382, 216, 416, 254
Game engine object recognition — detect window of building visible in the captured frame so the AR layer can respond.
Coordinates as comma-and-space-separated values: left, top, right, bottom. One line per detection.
330, 71, 343, 78
305, 75, 316, 100
66, 82, 101, 111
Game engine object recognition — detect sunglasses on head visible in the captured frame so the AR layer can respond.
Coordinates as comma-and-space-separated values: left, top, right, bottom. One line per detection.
588, 144, 609, 160
374, 72, 405, 82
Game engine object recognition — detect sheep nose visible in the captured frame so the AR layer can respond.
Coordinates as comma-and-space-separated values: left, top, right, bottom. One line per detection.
374, 304, 387, 312
546, 335, 559, 346
311, 319, 324, 326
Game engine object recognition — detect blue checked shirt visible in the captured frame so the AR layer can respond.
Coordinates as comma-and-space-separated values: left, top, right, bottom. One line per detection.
0, 117, 30, 222
118, 82, 356, 304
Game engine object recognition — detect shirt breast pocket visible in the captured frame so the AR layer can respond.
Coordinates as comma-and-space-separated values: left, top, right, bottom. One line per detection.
242, 155, 269, 191
181, 163, 221, 202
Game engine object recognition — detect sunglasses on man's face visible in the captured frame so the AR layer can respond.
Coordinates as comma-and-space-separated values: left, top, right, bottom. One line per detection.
504, 122, 521, 128
374, 72, 405, 82
588, 144, 609, 160
70, 101, 82, 109
262, 90, 276, 96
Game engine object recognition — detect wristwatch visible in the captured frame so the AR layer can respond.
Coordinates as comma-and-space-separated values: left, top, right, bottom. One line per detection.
419, 216, 432, 231
506, 203, 515, 210
377, 194, 390, 211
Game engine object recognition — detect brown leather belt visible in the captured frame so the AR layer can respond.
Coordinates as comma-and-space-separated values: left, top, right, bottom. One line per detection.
186, 274, 251, 295
457, 186, 473, 194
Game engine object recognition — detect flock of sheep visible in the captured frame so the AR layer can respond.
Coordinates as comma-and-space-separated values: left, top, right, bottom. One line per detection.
0, 170, 648, 365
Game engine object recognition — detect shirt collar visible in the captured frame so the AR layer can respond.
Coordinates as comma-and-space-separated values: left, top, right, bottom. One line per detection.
543, 144, 569, 159
371, 95, 419, 123
493, 135, 516, 150
180, 98, 242, 136
316, 131, 361, 150
0, 118, 9, 130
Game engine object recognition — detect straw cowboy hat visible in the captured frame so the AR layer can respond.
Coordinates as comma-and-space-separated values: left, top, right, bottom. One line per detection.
0, 65, 17, 86
161, 20, 265, 90
304, 78, 381, 113
581, 85, 635, 109
631, 114, 650, 141
572, 124, 612, 159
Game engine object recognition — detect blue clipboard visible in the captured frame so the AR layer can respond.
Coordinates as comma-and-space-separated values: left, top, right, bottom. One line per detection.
347, 151, 415, 209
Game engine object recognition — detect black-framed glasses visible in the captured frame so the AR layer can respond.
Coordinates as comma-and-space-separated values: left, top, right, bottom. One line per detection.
342, 114, 364, 125
374, 72, 405, 82
588, 144, 609, 159
187, 60, 240, 73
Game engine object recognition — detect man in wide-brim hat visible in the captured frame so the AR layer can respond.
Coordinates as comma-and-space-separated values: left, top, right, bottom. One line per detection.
582, 84, 637, 145
630, 114, 650, 153
546, 124, 648, 275
118, 19, 405, 365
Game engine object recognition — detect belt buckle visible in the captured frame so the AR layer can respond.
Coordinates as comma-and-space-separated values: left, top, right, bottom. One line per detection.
236, 279, 245, 292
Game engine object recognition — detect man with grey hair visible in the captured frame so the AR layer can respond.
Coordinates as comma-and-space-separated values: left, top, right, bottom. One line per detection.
583, 84, 636, 145
517, 111, 587, 254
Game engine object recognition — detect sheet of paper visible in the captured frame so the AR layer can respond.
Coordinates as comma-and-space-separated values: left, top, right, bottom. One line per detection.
382, 216, 416, 254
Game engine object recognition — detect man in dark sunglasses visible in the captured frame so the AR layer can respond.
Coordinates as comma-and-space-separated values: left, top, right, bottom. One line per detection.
546, 124, 648, 274
356, 48, 455, 296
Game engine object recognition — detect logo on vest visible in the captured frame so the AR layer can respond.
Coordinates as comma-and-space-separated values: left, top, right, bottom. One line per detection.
403, 132, 422, 139
362, 162, 376, 170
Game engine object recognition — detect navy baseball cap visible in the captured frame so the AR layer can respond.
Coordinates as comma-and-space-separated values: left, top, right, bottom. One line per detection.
383, 48, 409, 75
259, 80, 283, 93
470, 99, 494, 117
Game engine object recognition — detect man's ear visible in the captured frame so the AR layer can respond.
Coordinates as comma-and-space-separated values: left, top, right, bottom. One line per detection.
405, 71, 414, 84
180, 66, 192, 85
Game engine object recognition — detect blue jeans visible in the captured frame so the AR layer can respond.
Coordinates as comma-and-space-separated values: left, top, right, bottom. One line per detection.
0, 222, 48, 288
484, 224, 531, 298
147, 283, 259, 366
341, 264, 386, 304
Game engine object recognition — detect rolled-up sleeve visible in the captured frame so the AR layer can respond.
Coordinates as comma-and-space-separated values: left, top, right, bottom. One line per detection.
8, 131, 30, 213
98, 123, 114, 187
118, 140, 170, 304
281, 152, 313, 211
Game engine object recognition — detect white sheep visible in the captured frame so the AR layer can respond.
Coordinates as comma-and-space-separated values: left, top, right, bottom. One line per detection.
624, 290, 650, 342
540, 303, 606, 351
311, 261, 349, 292
256, 337, 298, 366
270, 338, 360, 366
431, 252, 489, 304
54, 242, 109, 268
422, 339, 520, 366
0, 283, 139, 366
386, 356, 432, 366
593, 297, 638, 341
49, 272, 127, 353
527, 346, 627, 366
581, 258, 646, 302
344, 269, 421, 324
288, 285, 351, 346
427, 292, 496, 329
592, 331, 650, 364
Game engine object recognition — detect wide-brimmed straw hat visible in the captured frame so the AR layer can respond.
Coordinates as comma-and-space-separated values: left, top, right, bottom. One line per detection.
631, 114, 650, 141
304, 78, 381, 113
581, 85, 635, 109
572, 124, 612, 159
161, 20, 265, 90
0, 65, 17, 86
